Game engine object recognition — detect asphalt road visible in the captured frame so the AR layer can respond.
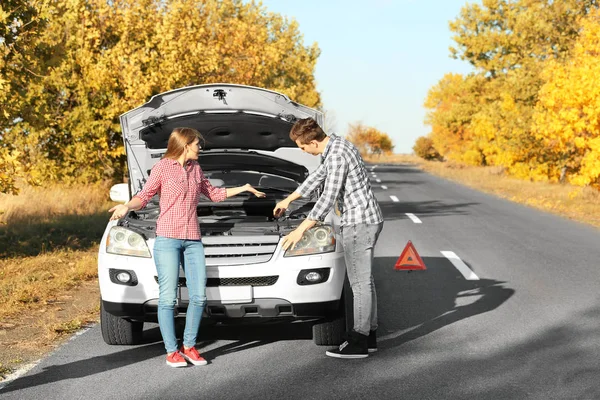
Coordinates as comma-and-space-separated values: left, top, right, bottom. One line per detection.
2, 164, 600, 400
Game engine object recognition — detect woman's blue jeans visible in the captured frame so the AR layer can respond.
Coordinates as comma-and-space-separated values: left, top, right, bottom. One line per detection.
153, 236, 207, 354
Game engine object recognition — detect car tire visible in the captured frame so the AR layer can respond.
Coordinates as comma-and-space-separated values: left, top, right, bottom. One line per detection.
100, 301, 144, 345
312, 315, 345, 346
312, 275, 353, 346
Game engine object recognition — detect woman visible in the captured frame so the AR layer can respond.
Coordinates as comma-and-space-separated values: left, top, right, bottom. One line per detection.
109, 127, 265, 367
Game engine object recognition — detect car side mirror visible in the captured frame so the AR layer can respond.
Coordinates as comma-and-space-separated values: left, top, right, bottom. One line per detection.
110, 183, 130, 203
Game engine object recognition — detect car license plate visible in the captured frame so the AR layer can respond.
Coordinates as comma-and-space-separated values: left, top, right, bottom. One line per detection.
180, 286, 253, 304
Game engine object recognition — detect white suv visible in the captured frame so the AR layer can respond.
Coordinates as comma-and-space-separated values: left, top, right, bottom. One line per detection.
98, 84, 352, 346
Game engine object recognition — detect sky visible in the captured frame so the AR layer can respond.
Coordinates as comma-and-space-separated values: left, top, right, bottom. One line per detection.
259, 0, 476, 153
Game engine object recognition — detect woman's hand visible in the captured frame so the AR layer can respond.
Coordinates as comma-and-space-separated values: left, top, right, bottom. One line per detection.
244, 184, 266, 198
109, 204, 130, 221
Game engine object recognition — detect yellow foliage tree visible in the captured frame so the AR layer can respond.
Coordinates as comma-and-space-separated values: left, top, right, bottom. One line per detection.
533, 9, 600, 187
423, 73, 489, 165
413, 136, 441, 161
424, 0, 599, 182
346, 122, 394, 157
0, 0, 56, 190
0, 0, 321, 191
0, 148, 21, 195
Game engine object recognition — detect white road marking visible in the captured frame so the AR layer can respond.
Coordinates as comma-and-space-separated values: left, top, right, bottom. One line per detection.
381, 185, 388, 190
441, 251, 479, 280
376, 179, 381, 183
390, 195, 399, 202
406, 213, 422, 223
371, 165, 377, 171
371, 174, 377, 177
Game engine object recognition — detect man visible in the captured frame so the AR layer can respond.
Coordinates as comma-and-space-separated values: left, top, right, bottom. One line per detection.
273, 117, 384, 359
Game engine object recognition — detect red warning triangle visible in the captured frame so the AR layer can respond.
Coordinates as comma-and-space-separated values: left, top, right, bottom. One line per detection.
394, 241, 426, 270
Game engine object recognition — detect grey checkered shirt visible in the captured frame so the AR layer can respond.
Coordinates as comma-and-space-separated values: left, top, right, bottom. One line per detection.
296, 134, 383, 226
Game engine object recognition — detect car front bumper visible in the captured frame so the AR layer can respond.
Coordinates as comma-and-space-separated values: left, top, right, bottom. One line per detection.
102, 298, 341, 321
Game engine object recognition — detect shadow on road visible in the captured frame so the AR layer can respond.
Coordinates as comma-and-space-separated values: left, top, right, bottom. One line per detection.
372, 179, 425, 186
367, 165, 422, 174
373, 256, 514, 349
7, 256, 598, 398
379, 200, 477, 221
0, 318, 316, 393
0, 327, 164, 394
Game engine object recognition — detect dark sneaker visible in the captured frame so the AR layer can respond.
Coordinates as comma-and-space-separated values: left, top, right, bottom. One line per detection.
325, 331, 368, 359
166, 351, 187, 368
368, 330, 377, 353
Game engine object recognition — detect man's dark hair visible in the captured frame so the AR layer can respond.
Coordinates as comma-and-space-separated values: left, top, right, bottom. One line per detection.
289, 118, 327, 144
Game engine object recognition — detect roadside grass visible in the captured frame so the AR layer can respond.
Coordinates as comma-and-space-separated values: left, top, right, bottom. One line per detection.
0, 182, 113, 318
364, 153, 423, 165
0, 183, 113, 258
0, 249, 99, 320
0, 183, 114, 379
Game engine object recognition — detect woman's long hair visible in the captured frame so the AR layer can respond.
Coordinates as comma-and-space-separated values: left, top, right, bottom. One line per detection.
162, 127, 204, 160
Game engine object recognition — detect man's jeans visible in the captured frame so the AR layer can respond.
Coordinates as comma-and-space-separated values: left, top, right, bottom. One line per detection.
341, 222, 384, 336
153, 236, 207, 353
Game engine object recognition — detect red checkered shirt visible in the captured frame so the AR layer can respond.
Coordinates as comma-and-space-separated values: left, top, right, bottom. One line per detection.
133, 158, 227, 240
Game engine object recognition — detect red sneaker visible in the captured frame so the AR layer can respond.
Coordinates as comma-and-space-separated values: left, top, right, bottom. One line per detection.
166, 351, 187, 368
180, 346, 208, 366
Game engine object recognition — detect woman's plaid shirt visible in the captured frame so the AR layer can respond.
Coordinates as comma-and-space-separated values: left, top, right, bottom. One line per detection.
296, 134, 383, 226
133, 158, 227, 240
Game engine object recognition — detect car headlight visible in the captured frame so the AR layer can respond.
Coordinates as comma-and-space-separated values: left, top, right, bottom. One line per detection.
284, 225, 336, 257
106, 226, 151, 258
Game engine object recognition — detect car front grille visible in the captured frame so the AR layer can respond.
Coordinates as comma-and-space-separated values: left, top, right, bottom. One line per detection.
201, 235, 280, 266
154, 275, 279, 287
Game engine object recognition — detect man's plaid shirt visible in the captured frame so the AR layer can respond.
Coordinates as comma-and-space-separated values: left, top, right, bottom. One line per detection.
296, 134, 383, 226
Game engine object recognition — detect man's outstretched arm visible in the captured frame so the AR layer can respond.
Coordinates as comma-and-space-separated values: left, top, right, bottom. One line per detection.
273, 163, 327, 217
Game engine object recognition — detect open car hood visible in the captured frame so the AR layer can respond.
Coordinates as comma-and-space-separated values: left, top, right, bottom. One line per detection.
119, 84, 323, 193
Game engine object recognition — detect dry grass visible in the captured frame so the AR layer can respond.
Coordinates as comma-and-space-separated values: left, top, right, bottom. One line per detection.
0, 280, 100, 380
0, 182, 114, 258
364, 153, 423, 165
0, 182, 113, 379
0, 183, 112, 225
0, 182, 113, 332
0, 250, 99, 320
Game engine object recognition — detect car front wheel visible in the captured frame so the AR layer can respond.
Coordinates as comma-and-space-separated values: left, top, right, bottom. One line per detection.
312, 276, 353, 346
100, 300, 143, 345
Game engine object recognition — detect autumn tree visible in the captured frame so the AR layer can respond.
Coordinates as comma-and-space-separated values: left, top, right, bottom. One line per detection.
424, 0, 599, 181
413, 136, 441, 161
0, 0, 56, 192
0, 0, 321, 192
423, 73, 486, 165
449, 0, 599, 179
533, 9, 600, 187
346, 122, 394, 157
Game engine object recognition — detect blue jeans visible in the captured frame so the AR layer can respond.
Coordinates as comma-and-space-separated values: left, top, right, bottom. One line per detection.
341, 222, 384, 336
153, 236, 207, 354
